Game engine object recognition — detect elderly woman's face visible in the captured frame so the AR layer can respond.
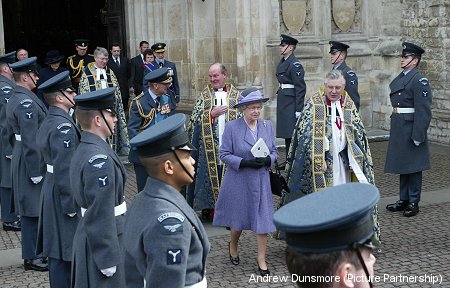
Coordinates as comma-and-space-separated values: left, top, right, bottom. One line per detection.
243, 103, 262, 121
325, 77, 345, 102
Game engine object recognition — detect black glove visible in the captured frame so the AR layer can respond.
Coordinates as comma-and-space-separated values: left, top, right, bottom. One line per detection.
240, 159, 265, 169
255, 156, 271, 167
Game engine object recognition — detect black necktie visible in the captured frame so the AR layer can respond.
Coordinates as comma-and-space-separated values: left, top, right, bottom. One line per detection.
159, 62, 163, 68
115, 58, 120, 67
155, 98, 160, 107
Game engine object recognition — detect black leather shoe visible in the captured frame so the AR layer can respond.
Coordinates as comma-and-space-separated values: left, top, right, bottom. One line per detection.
403, 203, 419, 217
386, 200, 408, 212
258, 263, 270, 276
3, 219, 21, 231
24, 258, 48, 272
228, 242, 239, 265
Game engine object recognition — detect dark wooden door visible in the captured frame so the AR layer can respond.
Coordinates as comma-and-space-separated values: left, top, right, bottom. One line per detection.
105, 0, 127, 56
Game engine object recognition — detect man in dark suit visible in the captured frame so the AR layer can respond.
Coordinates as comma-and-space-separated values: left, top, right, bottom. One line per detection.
151, 42, 180, 106
108, 43, 131, 112
276, 34, 306, 154
329, 41, 361, 110
385, 42, 432, 217
129, 41, 149, 97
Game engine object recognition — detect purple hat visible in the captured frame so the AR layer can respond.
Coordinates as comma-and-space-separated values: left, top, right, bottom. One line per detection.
233, 88, 269, 108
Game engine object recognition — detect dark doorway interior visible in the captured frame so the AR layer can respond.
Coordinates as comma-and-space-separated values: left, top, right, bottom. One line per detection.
3, 0, 124, 67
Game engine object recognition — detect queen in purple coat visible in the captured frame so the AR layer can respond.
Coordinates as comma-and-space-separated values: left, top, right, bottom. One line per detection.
213, 88, 278, 276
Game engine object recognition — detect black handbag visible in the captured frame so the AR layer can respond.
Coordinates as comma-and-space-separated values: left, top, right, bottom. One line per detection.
269, 161, 289, 197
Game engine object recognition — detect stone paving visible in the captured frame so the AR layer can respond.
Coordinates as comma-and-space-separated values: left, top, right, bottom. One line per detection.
0, 141, 449, 287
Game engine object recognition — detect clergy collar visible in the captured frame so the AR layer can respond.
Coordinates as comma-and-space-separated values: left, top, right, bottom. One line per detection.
326, 95, 344, 107
213, 86, 227, 92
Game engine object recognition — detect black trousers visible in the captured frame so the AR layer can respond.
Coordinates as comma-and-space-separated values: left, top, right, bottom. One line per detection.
400, 171, 422, 203
21, 216, 39, 259
0, 187, 18, 223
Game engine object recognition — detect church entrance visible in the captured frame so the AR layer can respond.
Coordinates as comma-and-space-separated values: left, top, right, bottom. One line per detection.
2, 0, 126, 66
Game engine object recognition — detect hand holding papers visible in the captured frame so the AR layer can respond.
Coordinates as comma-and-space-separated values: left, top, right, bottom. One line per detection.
251, 138, 270, 158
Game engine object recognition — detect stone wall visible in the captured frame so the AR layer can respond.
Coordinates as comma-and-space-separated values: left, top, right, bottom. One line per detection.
121, 0, 448, 145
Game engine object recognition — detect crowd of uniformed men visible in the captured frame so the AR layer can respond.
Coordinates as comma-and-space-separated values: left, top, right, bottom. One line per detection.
0, 33, 432, 288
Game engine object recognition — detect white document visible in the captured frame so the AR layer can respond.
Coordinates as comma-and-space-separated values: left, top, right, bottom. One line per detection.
251, 138, 270, 157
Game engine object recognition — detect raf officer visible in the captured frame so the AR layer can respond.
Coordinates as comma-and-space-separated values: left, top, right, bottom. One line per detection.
0, 52, 21, 232
329, 41, 361, 109
66, 39, 95, 91
274, 183, 380, 288
7, 57, 48, 271
385, 42, 432, 217
128, 67, 176, 192
276, 34, 306, 153
151, 42, 180, 106
124, 113, 210, 288
70, 87, 127, 287
35, 71, 80, 287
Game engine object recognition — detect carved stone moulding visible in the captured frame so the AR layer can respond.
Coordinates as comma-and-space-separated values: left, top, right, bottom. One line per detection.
281, 0, 307, 34
332, 0, 356, 32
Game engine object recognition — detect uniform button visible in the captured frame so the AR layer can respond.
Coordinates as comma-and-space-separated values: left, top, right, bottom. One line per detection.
398, 92, 401, 95
397, 103, 400, 105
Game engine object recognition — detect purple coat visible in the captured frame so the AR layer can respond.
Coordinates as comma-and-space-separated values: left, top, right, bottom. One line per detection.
213, 118, 278, 234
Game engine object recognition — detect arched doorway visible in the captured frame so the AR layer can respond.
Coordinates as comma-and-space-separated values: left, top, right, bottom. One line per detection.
3, 0, 125, 66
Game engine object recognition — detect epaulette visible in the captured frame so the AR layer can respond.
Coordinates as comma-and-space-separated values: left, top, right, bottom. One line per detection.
67, 55, 75, 60
133, 92, 144, 101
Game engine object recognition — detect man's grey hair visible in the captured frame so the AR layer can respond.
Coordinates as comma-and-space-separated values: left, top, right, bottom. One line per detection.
325, 69, 346, 86
94, 47, 109, 58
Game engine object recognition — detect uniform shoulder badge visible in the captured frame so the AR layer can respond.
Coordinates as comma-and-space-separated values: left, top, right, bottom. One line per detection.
167, 249, 182, 265
88, 154, 108, 169
57, 122, 72, 134
293, 61, 301, 68
418, 77, 429, 86
20, 99, 33, 108
88, 154, 108, 163
157, 212, 185, 223
347, 70, 356, 77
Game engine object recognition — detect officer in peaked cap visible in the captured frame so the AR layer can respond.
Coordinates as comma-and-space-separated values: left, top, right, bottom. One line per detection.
144, 66, 172, 84
74, 39, 89, 50
384, 41, 431, 218
7, 55, 48, 271
35, 70, 79, 287
274, 183, 380, 288
151, 42, 166, 53
124, 114, 210, 288
328, 40, 361, 109
151, 42, 181, 104
10, 56, 39, 74
70, 86, 127, 287
128, 67, 176, 192
67, 39, 94, 90
401, 41, 425, 57
0, 51, 20, 233
276, 34, 306, 156
280, 34, 298, 46
0, 51, 16, 64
